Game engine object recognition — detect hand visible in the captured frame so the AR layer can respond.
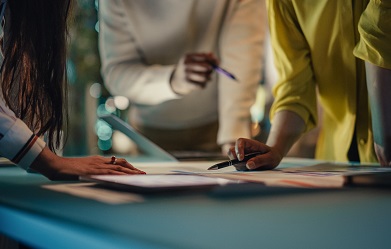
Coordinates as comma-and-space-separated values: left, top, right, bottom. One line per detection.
30, 147, 146, 181
227, 138, 283, 171
170, 52, 219, 95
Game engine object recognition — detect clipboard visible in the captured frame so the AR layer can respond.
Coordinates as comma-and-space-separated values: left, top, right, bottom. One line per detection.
100, 114, 177, 162
99, 114, 227, 161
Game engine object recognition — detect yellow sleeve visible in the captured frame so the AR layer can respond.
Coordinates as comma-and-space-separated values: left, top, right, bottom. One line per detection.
267, 0, 317, 131
354, 0, 391, 69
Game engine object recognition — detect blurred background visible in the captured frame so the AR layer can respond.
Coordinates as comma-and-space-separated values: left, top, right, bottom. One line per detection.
65, 0, 118, 157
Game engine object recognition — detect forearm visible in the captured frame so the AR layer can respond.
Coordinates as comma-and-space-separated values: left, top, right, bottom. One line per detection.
102, 63, 179, 105
266, 110, 306, 158
0, 109, 46, 170
365, 62, 391, 165
29, 146, 63, 179
217, 0, 266, 144
98, 0, 179, 105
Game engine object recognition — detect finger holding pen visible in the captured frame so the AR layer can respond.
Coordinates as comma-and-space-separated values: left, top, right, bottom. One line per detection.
170, 52, 218, 95
170, 52, 238, 95
184, 52, 219, 87
228, 138, 281, 171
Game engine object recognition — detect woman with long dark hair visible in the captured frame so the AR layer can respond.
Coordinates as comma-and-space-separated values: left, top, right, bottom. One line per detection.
0, 0, 144, 180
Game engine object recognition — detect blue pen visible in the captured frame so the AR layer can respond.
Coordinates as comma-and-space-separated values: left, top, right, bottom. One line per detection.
211, 64, 238, 82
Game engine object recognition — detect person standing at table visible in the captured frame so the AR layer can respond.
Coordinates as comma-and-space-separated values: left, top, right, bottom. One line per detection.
228, 0, 380, 170
354, 0, 391, 165
0, 0, 145, 180
99, 0, 266, 154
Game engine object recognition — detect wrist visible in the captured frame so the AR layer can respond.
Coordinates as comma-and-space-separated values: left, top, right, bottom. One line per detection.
30, 146, 60, 179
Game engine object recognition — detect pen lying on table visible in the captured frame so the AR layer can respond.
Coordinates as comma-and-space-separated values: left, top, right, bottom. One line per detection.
208, 152, 263, 171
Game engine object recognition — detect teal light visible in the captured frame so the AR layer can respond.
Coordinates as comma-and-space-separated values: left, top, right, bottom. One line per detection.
95, 120, 113, 141
96, 104, 111, 116
98, 139, 112, 151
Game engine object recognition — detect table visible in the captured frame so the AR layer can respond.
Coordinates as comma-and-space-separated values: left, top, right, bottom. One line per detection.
1, 160, 391, 249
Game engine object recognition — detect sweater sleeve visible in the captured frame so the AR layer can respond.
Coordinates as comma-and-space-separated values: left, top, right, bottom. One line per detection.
217, 0, 267, 145
98, 0, 180, 105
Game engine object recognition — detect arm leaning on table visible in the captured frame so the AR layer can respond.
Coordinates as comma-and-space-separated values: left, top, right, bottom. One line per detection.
0, 102, 145, 180
228, 0, 317, 170
0, 0, 144, 180
227, 111, 306, 171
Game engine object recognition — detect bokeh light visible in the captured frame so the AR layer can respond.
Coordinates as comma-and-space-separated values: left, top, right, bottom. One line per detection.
98, 139, 112, 151
95, 120, 113, 141
111, 131, 139, 155
89, 82, 102, 98
105, 97, 117, 113
114, 96, 130, 110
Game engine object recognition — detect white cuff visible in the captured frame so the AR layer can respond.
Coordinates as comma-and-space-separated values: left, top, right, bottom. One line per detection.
0, 119, 46, 170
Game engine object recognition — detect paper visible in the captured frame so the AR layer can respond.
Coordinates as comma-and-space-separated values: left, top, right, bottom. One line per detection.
133, 161, 236, 175
134, 160, 391, 188
201, 171, 346, 188
86, 174, 232, 188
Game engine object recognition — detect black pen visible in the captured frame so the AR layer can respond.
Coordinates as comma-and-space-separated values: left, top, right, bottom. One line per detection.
211, 64, 238, 82
208, 152, 262, 171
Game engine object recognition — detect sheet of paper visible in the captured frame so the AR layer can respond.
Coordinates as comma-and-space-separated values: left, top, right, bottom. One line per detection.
133, 160, 390, 188
133, 161, 236, 175
201, 171, 346, 188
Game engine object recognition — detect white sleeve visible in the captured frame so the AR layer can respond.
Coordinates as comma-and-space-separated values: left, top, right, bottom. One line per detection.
98, 0, 180, 105
217, 0, 267, 145
0, 98, 46, 170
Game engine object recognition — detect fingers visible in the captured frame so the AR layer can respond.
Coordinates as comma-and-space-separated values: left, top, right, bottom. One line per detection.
227, 147, 237, 160
245, 153, 279, 171
229, 138, 281, 171
184, 53, 218, 86
107, 156, 146, 174
116, 158, 146, 174
185, 71, 211, 86
86, 168, 141, 176
185, 52, 218, 65
171, 52, 219, 95
234, 138, 269, 161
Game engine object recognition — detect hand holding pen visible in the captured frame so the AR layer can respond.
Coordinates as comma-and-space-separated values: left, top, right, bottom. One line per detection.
170, 52, 238, 95
222, 138, 282, 171
208, 152, 263, 171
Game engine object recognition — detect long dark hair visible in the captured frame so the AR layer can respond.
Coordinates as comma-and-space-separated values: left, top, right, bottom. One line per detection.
1, 0, 72, 151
